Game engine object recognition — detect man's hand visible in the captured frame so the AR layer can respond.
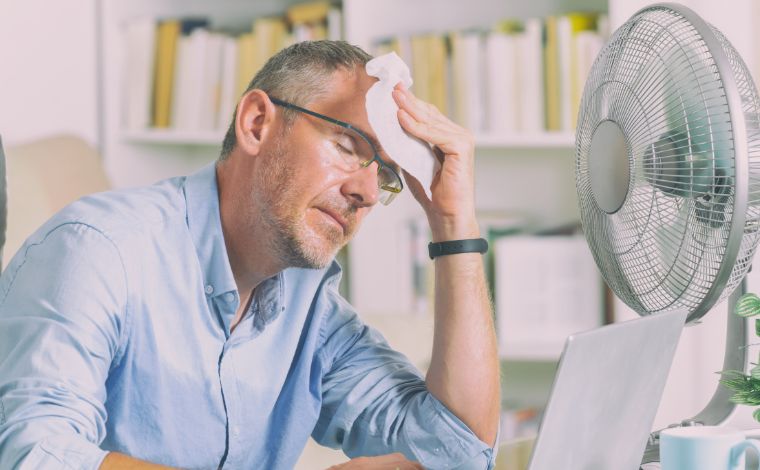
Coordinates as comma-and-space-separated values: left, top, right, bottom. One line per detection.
328, 452, 423, 469
100, 452, 176, 469
391, 83, 479, 242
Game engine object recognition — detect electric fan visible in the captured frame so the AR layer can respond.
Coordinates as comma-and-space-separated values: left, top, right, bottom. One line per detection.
575, 2, 760, 463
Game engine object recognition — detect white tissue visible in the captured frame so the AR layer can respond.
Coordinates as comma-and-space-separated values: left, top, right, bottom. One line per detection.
365, 52, 439, 200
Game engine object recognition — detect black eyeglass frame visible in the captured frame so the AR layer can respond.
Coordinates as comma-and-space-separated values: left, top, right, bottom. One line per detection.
268, 96, 404, 204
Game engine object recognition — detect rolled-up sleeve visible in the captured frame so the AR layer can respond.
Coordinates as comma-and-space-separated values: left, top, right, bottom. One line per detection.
0, 223, 127, 469
311, 291, 496, 469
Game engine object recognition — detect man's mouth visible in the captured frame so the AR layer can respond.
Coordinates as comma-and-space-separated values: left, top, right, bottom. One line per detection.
317, 207, 348, 233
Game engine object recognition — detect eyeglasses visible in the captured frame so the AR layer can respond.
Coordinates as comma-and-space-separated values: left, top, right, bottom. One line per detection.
269, 96, 403, 205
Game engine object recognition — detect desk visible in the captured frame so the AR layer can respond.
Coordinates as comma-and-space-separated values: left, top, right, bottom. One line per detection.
497, 436, 760, 469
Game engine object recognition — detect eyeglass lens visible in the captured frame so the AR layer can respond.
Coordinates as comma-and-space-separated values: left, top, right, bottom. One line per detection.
326, 123, 402, 202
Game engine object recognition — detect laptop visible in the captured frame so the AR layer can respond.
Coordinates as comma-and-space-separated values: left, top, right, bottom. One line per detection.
525, 309, 687, 470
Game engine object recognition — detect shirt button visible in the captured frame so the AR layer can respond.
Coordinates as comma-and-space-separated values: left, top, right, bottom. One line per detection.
205, 284, 214, 295
224, 292, 236, 302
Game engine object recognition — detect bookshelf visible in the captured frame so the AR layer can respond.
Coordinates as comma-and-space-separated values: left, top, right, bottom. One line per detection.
122, 129, 224, 146
97, 0, 618, 463
123, 129, 577, 149
100, 0, 326, 190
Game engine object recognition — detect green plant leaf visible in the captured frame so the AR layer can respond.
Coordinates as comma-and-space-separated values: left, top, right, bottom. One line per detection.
752, 408, 760, 423
735, 293, 760, 318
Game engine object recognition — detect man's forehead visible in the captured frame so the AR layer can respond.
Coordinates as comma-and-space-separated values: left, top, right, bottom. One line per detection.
311, 68, 390, 157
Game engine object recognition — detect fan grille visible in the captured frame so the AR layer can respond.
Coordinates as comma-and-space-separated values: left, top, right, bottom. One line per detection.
576, 5, 760, 319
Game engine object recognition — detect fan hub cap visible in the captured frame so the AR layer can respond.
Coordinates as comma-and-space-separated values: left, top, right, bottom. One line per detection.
589, 120, 630, 214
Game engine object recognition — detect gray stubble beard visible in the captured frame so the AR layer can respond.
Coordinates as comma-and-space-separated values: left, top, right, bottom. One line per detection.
255, 138, 346, 270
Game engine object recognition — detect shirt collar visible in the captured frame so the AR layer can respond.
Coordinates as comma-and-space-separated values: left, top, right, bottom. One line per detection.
183, 162, 237, 298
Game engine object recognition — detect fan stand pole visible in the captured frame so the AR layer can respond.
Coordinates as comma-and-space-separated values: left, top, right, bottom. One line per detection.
640, 278, 751, 465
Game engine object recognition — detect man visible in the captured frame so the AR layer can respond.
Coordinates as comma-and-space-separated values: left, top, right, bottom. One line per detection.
0, 41, 499, 469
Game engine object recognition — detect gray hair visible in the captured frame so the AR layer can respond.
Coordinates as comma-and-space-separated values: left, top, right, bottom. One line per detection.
218, 40, 373, 161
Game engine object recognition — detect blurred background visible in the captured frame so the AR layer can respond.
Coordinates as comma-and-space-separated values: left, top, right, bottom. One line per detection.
3, 0, 760, 467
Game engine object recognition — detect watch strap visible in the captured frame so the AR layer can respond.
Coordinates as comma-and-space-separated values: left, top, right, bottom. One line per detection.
428, 238, 489, 259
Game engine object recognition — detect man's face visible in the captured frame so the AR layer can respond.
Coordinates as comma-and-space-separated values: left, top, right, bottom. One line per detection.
251, 68, 383, 270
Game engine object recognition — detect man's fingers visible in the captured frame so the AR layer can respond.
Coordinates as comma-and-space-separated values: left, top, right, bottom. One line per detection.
393, 84, 473, 158
393, 86, 446, 126
398, 108, 473, 157
397, 108, 446, 145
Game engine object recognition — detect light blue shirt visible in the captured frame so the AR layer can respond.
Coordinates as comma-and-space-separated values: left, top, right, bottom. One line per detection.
0, 163, 494, 469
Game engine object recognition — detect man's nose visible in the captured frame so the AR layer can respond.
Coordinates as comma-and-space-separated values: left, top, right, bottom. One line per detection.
341, 162, 380, 208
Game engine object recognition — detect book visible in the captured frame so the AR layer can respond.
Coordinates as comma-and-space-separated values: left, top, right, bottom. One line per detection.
236, 33, 256, 97
573, 30, 604, 128
327, 7, 343, 41
450, 31, 485, 132
170, 34, 191, 129
485, 31, 518, 134
517, 18, 544, 133
410, 35, 430, 103
198, 33, 224, 131
217, 36, 239, 131
494, 234, 603, 355
543, 16, 560, 131
556, 17, 572, 131
562, 13, 598, 130
152, 19, 181, 128
124, 17, 156, 130
172, 27, 210, 130
409, 217, 433, 316
286, 1, 331, 25
292, 23, 313, 43
477, 211, 530, 302
288, 1, 331, 42
252, 17, 288, 76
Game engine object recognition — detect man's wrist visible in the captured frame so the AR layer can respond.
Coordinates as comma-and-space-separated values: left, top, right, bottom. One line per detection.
429, 217, 480, 242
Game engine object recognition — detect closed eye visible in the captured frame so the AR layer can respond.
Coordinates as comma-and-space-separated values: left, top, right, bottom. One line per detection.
335, 140, 355, 154
334, 133, 358, 155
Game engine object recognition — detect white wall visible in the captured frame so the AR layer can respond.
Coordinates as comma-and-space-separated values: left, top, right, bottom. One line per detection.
0, 0, 99, 147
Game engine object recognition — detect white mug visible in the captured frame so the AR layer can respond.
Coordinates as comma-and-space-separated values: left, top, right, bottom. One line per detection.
660, 426, 760, 470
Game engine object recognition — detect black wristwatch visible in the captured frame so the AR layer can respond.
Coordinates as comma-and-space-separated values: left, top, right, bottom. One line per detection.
428, 238, 489, 260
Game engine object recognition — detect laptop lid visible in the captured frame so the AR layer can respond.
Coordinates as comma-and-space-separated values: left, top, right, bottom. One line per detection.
528, 309, 687, 470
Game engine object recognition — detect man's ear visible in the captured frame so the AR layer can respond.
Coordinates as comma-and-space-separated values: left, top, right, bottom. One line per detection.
234, 89, 278, 156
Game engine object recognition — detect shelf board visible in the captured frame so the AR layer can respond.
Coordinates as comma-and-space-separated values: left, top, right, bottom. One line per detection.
122, 129, 576, 149
475, 132, 575, 149
122, 129, 225, 146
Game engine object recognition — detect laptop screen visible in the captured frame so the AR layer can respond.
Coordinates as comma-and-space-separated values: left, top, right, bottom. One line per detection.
527, 310, 687, 470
